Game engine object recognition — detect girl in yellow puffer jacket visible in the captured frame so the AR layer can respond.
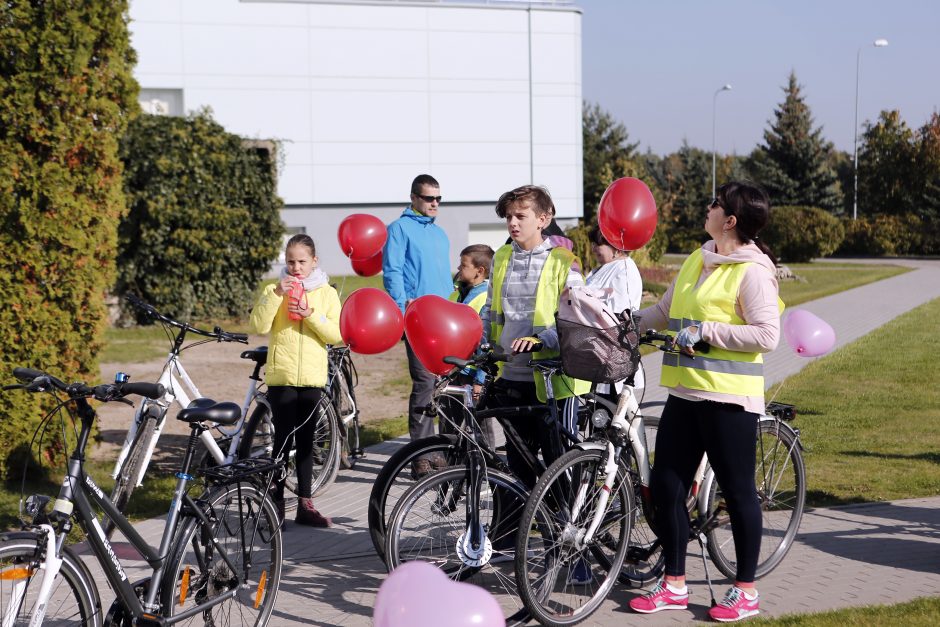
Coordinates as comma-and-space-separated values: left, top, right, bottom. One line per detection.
250, 234, 343, 528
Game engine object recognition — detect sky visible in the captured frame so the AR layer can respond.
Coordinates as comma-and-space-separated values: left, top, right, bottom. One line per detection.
579, 0, 939, 157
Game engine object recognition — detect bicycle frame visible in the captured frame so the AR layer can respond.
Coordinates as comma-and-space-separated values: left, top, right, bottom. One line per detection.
22, 408, 246, 624
113, 352, 262, 487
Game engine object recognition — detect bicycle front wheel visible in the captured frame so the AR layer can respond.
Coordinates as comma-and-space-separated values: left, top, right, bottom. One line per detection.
162, 482, 283, 626
0, 535, 101, 626
367, 434, 464, 564
704, 419, 806, 579
515, 447, 633, 627
385, 466, 531, 626
106, 410, 159, 537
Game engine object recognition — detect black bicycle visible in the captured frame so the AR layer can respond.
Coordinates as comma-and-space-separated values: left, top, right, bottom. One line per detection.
0, 368, 283, 625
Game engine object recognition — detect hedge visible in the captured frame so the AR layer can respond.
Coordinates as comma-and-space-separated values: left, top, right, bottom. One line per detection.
838, 213, 940, 257
0, 1, 138, 475
116, 111, 284, 321
763, 205, 845, 263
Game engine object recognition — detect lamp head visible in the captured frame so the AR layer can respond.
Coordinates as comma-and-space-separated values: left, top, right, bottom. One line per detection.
722, 84, 733, 91
873, 39, 889, 47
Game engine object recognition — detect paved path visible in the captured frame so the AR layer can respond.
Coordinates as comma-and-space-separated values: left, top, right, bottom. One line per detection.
95, 258, 940, 625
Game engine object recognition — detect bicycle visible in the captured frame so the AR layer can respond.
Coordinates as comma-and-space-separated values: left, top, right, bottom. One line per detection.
108, 294, 258, 533
0, 367, 283, 626
382, 348, 592, 626
327, 345, 364, 470
513, 328, 805, 626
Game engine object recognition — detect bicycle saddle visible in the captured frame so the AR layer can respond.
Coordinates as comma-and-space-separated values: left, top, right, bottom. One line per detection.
240, 346, 268, 365
177, 398, 241, 425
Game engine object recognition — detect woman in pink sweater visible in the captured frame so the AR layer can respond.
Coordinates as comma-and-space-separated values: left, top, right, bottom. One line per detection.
629, 182, 781, 623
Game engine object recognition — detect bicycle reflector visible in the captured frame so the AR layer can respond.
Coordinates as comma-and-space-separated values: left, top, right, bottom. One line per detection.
114, 372, 130, 384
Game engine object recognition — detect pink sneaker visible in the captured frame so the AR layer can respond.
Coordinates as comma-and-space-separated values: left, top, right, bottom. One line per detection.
708, 586, 759, 622
629, 579, 689, 614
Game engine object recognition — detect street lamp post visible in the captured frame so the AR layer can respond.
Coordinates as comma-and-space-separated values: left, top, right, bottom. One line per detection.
712, 84, 732, 199
853, 38, 889, 220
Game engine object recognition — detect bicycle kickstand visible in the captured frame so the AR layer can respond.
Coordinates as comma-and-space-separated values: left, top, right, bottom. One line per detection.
696, 532, 718, 607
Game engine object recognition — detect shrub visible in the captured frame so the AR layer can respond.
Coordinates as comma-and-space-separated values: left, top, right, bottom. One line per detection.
0, 1, 138, 475
838, 213, 927, 256
763, 205, 845, 262
116, 111, 284, 321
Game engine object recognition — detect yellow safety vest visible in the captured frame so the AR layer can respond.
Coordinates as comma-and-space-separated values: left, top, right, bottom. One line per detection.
490, 245, 591, 402
448, 288, 487, 314
661, 248, 782, 396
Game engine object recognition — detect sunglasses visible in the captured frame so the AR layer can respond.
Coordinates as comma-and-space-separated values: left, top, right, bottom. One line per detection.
415, 194, 442, 203
709, 198, 722, 209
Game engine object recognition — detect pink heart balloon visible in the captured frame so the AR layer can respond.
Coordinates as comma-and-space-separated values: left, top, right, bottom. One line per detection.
782, 309, 836, 357
404, 295, 483, 375
374, 561, 505, 627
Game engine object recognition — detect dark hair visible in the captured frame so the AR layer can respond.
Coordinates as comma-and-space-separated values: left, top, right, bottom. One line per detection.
716, 181, 778, 266
587, 224, 610, 247
460, 244, 494, 278
286, 233, 316, 257
495, 184, 555, 218
411, 174, 440, 195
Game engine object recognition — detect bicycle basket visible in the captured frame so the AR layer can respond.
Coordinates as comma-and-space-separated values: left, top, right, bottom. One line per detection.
556, 311, 641, 385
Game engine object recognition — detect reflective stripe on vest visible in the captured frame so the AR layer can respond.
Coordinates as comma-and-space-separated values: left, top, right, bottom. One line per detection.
660, 249, 766, 397
448, 289, 487, 314
490, 244, 590, 402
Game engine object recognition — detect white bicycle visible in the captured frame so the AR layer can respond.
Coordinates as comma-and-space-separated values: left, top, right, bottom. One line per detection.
105, 294, 267, 535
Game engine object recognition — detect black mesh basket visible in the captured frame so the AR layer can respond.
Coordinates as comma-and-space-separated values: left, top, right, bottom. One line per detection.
556, 312, 641, 384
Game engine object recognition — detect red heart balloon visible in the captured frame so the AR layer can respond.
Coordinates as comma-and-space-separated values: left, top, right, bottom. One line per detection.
339, 288, 403, 355
598, 177, 658, 251
404, 295, 483, 376
338, 214, 387, 261
351, 250, 382, 277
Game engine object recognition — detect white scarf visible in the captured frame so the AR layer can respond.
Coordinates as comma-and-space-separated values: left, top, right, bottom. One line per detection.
280, 266, 329, 292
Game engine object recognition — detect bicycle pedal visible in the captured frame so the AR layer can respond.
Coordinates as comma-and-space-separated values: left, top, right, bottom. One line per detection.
135, 614, 167, 626
351, 449, 365, 458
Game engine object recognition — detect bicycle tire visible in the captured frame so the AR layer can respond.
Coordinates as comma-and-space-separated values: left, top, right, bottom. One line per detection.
239, 396, 340, 496
704, 419, 806, 579
515, 447, 633, 626
0, 535, 101, 625
367, 434, 463, 563
384, 466, 532, 627
162, 482, 282, 626
105, 411, 159, 537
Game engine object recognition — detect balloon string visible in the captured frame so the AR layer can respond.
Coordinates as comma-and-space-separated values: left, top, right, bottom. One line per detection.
765, 377, 786, 408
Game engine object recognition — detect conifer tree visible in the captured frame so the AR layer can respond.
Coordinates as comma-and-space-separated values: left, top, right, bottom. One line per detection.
747, 72, 842, 212
582, 102, 639, 222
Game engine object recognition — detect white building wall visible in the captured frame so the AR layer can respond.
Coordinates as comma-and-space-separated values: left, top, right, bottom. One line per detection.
129, 0, 583, 275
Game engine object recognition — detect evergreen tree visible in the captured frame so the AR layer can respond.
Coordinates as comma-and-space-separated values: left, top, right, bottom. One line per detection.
857, 110, 917, 216
582, 101, 639, 223
0, 0, 138, 470
747, 72, 842, 211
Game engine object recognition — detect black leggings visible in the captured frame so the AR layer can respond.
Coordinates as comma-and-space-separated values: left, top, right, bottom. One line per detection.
267, 385, 327, 499
651, 395, 761, 583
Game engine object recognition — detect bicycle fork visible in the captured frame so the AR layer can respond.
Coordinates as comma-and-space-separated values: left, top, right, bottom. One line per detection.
2, 524, 63, 627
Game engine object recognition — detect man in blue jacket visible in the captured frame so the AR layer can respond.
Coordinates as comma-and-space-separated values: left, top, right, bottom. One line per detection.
382, 174, 452, 475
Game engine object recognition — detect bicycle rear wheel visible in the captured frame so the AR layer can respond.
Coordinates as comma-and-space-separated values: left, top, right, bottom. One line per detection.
620, 415, 664, 586
0, 535, 100, 626
385, 466, 531, 626
704, 419, 806, 579
163, 482, 282, 626
515, 447, 633, 626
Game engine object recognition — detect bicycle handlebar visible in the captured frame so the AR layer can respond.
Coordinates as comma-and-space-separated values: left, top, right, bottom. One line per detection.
9, 367, 165, 402
640, 329, 709, 354
125, 294, 249, 344
442, 345, 511, 371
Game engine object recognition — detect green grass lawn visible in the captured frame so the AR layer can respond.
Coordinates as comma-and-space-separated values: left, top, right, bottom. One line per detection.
760, 596, 940, 625
777, 263, 910, 306
768, 296, 940, 507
